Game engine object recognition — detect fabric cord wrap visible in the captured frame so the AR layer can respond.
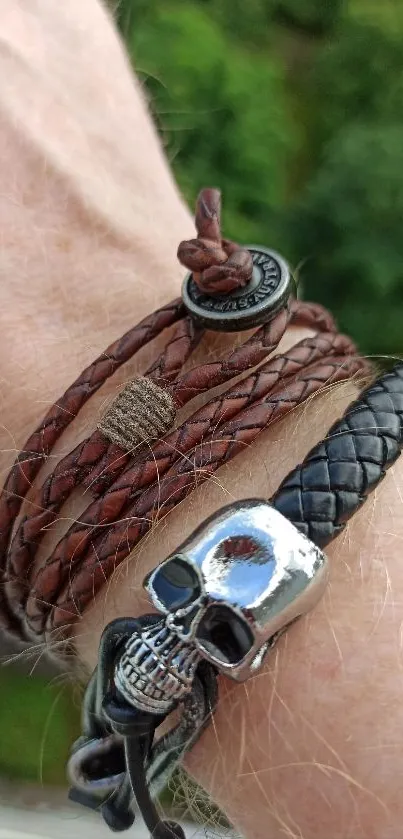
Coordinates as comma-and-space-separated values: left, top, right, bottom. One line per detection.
98, 377, 176, 451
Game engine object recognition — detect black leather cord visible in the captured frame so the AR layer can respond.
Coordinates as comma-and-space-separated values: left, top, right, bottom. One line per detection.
67, 616, 217, 838
272, 363, 403, 546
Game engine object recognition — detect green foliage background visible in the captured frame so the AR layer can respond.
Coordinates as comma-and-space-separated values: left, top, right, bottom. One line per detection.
117, 0, 403, 355
0, 667, 79, 784
2, 0, 403, 787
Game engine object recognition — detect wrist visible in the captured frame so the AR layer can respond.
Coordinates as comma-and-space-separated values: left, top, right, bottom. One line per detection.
75, 369, 403, 839
184, 457, 403, 839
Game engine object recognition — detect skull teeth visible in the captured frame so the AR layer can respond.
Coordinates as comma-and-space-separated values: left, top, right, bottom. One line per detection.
139, 651, 156, 673
118, 663, 165, 701
114, 620, 200, 714
132, 646, 150, 668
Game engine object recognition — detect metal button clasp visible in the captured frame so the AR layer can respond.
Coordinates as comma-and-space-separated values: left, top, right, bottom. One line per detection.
182, 245, 294, 331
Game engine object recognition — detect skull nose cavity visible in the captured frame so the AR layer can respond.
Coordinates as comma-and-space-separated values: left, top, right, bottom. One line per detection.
196, 604, 254, 665
167, 605, 200, 637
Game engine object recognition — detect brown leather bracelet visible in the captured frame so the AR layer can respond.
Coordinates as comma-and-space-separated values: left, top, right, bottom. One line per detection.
0, 189, 371, 651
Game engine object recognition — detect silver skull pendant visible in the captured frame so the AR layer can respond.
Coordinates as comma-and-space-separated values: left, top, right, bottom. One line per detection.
115, 499, 328, 715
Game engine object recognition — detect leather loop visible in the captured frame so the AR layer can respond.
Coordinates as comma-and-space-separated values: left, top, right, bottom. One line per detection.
177, 188, 253, 294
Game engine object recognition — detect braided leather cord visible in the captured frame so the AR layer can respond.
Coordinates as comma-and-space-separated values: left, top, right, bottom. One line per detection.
0, 300, 185, 633
49, 357, 403, 640
177, 187, 253, 294
0, 175, 369, 648
8, 302, 297, 628
45, 348, 367, 639
4, 314, 200, 601
0, 283, 364, 643
81, 299, 335, 496
0, 298, 183, 555
270, 363, 403, 547
5, 305, 288, 626
23, 331, 354, 636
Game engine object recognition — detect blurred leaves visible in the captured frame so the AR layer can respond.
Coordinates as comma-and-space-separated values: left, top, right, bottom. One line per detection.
0, 667, 79, 784
130, 4, 298, 245
116, 0, 403, 355
273, 0, 345, 34
287, 123, 403, 351
310, 21, 403, 143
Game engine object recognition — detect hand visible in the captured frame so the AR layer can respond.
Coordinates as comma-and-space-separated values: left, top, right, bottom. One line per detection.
1, 4, 402, 838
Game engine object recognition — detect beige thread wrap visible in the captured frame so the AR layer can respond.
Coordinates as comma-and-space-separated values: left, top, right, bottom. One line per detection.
98, 377, 176, 451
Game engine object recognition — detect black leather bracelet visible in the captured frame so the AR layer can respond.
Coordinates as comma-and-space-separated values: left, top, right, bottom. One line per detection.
272, 362, 403, 546
68, 363, 403, 839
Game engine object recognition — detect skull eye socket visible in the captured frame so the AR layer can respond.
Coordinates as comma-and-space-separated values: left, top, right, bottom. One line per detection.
151, 556, 201, 610
196, 605, 254, 665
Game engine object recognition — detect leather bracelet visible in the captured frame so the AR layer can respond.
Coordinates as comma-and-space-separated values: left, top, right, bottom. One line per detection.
67, 362, 403, 839
272, 363, 403, 546
1, 186, 391, 838
0, 189, 367, 646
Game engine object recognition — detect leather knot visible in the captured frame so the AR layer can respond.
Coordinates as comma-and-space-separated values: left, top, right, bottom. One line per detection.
177, 188, 253, 294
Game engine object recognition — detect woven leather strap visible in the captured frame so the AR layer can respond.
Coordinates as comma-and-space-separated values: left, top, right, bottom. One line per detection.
0, 295, 367, 646
0, 183, 374, 658
272, 363, 403, 546
0, 182, 371, 649
40, 334, 365, 640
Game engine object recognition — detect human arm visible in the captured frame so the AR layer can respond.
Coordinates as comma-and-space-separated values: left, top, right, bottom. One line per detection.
1, 4, 402, 838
